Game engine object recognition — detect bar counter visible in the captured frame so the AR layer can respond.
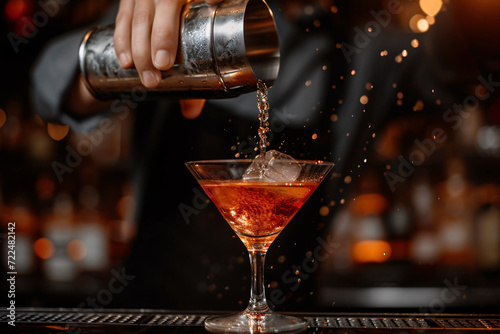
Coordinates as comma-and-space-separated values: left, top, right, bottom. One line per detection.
2, 308, 500, 333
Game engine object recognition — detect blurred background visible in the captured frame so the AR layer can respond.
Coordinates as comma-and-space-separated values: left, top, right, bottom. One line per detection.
1, 0, 500, 312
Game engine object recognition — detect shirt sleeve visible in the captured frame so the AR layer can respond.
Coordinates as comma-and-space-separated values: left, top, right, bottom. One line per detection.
30, 4, 118, 132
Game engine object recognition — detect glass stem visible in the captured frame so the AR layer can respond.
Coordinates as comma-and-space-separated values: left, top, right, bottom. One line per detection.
246, 250, 270, 314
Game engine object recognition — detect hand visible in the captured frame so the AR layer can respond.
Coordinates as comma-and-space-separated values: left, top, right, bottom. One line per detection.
114, 0, 222, 119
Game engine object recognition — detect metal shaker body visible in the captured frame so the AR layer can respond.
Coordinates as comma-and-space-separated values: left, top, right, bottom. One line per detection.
79, 0, 280, 100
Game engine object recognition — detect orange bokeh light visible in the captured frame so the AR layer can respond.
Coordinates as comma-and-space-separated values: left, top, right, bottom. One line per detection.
67, 239, 87, 261
409, 14, 428, 33
34, 238, 55, 260
419, 0, 442, 17
417, 18, 430, 32
353, 240, 391, 263
47, 123, 69, 141
351, 193, 388, 216
5, 0, 26, 21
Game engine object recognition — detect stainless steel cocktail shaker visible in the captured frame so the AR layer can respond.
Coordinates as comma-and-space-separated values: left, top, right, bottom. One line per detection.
79, 0, 280, 100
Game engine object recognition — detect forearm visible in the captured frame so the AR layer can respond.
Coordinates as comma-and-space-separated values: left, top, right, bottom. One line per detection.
65, 76, 112, 118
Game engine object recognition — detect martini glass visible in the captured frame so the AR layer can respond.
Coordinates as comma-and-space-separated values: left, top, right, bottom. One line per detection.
186, 159, 333, 333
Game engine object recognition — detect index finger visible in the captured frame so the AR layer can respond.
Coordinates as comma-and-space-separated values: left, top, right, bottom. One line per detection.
114, 0, 135, 68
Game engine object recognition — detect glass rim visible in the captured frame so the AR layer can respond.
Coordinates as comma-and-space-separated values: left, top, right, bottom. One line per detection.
185, 159, 335, 166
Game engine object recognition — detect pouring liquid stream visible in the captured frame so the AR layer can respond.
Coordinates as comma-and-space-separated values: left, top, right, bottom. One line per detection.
257, 80, 270, 156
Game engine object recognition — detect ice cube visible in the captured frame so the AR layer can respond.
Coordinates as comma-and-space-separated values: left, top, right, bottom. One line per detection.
241, 154, 267, 181
264, 150, 302, 182
242, 150, 302, 182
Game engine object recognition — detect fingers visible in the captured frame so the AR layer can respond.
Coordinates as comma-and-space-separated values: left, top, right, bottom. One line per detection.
114, 0, 134, 69
115, 0, 183, 88
114, 0, 223, 89
180, 99, 206, 119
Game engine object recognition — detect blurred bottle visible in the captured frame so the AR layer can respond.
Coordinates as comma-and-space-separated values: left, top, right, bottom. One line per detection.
475, 204, 500, 272
75, 185, 108, 271
409, 176, 440, 265
434, 159, 474, 266
43, 193, 78, 282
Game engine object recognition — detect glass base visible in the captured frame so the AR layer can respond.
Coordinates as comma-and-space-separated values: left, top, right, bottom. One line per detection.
204, 310, 308, 333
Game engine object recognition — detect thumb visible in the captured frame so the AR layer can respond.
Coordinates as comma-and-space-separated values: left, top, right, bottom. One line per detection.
180, 99, 206, 119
